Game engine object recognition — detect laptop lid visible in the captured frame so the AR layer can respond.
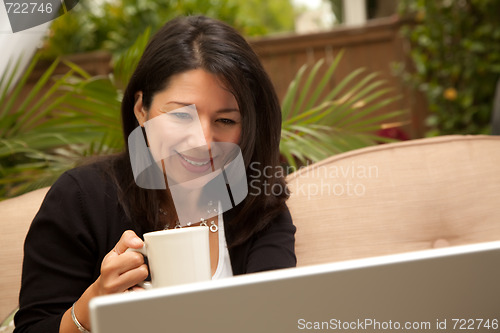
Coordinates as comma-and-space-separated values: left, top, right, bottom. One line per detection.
90, 241, 500, 333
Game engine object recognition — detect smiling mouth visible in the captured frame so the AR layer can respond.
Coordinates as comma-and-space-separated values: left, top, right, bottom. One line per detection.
177, 151, 211, 166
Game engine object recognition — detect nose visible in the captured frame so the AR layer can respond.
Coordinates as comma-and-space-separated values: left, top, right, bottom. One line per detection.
200, 118, 213, 150
185, 117, 212, 150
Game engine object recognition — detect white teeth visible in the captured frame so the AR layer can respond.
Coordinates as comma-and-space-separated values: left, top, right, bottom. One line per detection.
180, 154, 210, 166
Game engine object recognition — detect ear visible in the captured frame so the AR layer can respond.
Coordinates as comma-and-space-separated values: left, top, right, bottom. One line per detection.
134, 92, 148, 126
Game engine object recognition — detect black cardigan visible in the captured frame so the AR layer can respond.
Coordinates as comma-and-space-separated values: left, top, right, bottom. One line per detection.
14, 163, 296, 332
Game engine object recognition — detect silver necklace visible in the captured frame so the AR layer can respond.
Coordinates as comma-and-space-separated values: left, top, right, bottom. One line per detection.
158, 208, 218, 233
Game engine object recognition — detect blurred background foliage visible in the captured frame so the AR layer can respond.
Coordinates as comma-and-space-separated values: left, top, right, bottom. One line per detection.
327, 0, 343, 24
397, 0, 500, 136
40, 0, 295, 59
0, 29, 145, 198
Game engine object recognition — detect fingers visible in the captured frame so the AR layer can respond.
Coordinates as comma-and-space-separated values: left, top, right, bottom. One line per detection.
127, 285, 147, 292
97, 230, 149, 295
114, 230, 144, 255
102, 250, 146, 277
99, 262, 149, 294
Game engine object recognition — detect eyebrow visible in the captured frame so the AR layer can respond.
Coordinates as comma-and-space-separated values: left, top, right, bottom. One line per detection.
166, 101, 240, 113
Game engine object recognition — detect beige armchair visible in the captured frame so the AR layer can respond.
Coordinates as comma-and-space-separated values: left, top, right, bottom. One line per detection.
1, 134, 500, 325
0, 187, 49, 326
288, 134, 500, 266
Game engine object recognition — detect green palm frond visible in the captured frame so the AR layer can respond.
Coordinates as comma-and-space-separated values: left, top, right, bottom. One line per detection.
112, 26, 151, 90
0, 56, 119, 197
280, 50, 407, 169
0, 27, 150, 198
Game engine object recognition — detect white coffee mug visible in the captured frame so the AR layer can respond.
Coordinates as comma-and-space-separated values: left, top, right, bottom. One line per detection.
127, 226, 211, 288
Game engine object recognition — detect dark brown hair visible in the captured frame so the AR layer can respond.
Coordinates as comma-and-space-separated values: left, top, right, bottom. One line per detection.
115, 15, 288, 246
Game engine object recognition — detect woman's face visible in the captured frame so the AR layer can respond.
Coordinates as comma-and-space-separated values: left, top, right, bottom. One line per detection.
134, 69, 242, 185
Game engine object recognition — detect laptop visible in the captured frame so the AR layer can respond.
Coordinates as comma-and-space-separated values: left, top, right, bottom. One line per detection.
89, 241, 500, 333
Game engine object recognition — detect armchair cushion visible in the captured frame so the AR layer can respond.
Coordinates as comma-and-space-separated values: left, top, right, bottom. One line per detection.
287, 135, 500, 266
0, 187, 50, 322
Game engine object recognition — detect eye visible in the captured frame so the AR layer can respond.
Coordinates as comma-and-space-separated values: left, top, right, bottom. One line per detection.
216, 118, 237, 125
168, 112, 193, 120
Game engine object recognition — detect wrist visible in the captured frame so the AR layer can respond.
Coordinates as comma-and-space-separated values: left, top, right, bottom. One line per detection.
70, 282, 98, 332
71, 302, 91, 333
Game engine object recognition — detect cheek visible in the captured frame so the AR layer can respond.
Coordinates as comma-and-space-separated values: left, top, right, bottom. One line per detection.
225, 129, 242, 145
147, 121, 187, 158
212, 125, 242, 145
232, 124, 243, 144
160, 130, 191, 155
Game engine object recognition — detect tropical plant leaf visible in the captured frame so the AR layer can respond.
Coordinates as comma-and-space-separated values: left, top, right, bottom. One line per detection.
280, 51, 407, 169
303, 50, 344, 111
281, 64, 307, 121
112, 27, 151, 90
0, 47, 128, 198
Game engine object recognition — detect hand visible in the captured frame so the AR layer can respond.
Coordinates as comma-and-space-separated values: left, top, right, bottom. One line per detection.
61, 231, 149, 332
93, 230, 149, 295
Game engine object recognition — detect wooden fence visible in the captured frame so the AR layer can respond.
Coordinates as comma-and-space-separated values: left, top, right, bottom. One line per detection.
250, 16, 427, 138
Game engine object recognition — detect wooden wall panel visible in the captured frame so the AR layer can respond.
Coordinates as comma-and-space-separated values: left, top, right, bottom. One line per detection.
250, 17, 426, 138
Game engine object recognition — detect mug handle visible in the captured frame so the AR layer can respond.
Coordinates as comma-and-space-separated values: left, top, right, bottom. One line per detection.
125, 246, 152, 290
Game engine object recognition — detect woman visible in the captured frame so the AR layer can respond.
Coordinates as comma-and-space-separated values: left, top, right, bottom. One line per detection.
14, 15, 295, 333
